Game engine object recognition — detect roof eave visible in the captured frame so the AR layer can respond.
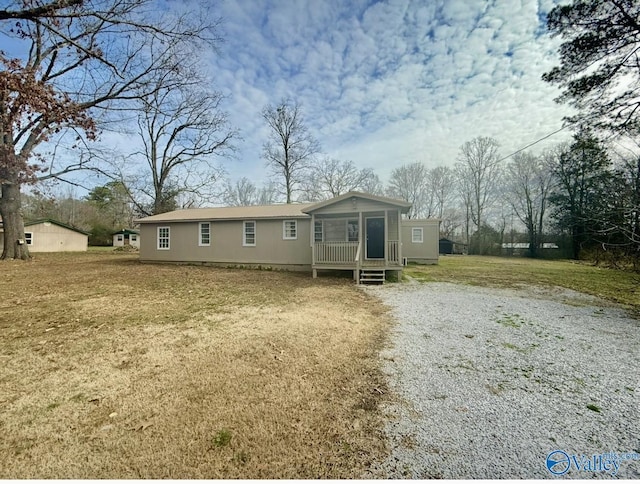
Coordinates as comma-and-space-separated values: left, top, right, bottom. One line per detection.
302, 191, 412, 214
24, 218, 91, 235
135, 213, 311, 224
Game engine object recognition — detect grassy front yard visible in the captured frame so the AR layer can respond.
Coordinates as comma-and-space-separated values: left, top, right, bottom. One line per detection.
405, 256, 639, 313
0, 252, 390, 478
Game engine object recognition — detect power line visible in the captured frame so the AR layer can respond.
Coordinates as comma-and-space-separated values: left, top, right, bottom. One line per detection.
496, 123, 574, 163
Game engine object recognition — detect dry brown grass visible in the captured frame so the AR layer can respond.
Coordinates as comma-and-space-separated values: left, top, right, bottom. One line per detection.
406, 255, 640, 313
0, 252, 391, 478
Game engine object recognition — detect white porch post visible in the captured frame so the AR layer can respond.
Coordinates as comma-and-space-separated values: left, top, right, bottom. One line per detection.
398, 209, 402, 264
311, 213, 317, 278
359, 210, 363, 262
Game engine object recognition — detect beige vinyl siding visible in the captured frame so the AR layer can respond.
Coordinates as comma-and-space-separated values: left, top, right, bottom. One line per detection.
388, 210, 399, 240
401, 219, 439, 263
21, 222, 88, 252
140, 218, 312, 267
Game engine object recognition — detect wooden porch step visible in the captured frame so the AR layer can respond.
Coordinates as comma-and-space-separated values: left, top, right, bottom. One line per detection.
359, 269, 385, 284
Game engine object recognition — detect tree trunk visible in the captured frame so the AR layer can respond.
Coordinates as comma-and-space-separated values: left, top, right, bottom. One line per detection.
528, 222, 538, 258
0, 181, 30, 260
572, 225, 582, 260
285, 171, 292, 204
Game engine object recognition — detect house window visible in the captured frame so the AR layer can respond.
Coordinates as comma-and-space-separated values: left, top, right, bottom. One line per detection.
157, 226, 170, 250
283, 220, 297, 240
199, 222, 211, 246
347, 219, 359, 242
116, 234, 123, 242
130, 234, 138, 243
314, 220, 323, 242
25, 232, 33, 245
243, 221, 256, 246
412, 227, 423, 243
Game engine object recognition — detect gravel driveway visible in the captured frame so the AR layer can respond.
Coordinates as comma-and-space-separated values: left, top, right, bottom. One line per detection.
364, 282, 640, 479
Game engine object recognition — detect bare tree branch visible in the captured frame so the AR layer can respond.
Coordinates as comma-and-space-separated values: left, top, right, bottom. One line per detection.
262, 99, 320, 203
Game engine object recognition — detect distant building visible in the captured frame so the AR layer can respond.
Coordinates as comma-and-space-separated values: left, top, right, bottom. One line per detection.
0, 219, 89, 252
112, 229, 140, 248
501, 242, 559, 255
439, 238, 466, 255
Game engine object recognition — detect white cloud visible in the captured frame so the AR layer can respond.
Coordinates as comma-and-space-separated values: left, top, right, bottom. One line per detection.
208, 0, 575, 186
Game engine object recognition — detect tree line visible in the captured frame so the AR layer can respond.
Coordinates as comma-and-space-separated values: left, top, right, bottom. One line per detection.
1, 0, 640, 269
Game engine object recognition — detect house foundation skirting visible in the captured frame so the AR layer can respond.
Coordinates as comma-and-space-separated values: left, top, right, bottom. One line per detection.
139, 260, 312, 272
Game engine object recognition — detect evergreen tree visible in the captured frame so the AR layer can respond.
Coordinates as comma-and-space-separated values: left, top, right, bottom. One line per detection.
549, 131, 613, 259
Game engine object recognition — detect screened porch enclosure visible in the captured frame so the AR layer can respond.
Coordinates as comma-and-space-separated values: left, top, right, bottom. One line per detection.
311, 210, 402, 269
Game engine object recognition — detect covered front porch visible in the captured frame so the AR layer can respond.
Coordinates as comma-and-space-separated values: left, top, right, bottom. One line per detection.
302, 193, 411, 283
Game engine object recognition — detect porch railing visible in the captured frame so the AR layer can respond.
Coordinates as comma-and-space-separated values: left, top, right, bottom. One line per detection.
314, 240, 401, 265
314, 241, 358, 264
387, 240, 400, 264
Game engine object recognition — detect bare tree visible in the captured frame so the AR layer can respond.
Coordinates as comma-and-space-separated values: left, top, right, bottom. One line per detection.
455, 137, 502, 253
427, 166, 456, 219
359, 170, 385, 195
300, 157, 378, 201
387, 162, 428, 219
455, 163, 474, 247
222, 178, 280, 206
262, 100, 320, 203
440, 207, 464, 239
255, 181, 280, 205
505, 151, 554, 257
223, 177, 258, 206
128, 81, 234, 215
0, 1, 83, 20
0, 0, 219, 259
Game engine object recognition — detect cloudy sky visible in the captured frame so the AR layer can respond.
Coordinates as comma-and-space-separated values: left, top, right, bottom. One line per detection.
205, 0, 575, 185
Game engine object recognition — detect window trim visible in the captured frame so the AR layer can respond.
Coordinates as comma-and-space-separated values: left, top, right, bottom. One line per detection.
199, 222, 211, 247
157, 226, 170, 250
243, 220, 256, 247
116, 234, 124, 242
130, 234, 138, 243
283, 219, 297, 240
25, 232, 33, 245
412, 227, 424, 243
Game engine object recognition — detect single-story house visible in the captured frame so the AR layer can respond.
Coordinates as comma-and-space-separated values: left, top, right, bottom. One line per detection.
0, 219, 89, 252
112, 229, 140, 248
136, 191, 439, 283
